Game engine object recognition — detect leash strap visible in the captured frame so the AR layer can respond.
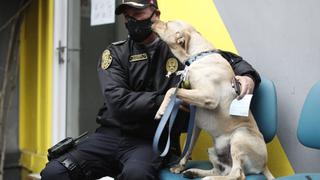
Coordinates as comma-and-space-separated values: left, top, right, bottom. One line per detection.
153, 63, 197, 158
153, 74, 184, 157
180, 105, 196, 158
153, 96, 182, 157
153, 96, 197, 159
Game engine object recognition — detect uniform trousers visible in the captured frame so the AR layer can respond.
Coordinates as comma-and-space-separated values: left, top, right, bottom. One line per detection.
40, 126, 162, 180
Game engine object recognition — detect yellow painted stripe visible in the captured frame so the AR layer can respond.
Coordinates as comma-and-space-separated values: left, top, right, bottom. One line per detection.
159, 0, 294, 177
36, 0, 43, 155
267, 137, 295, 176
19, 0, 38, 157
158, 0, 237, 53
20, 0, 53, 175
46, 0, 54, 152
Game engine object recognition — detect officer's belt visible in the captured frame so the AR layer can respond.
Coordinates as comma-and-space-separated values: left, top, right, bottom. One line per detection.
57, 151, 90, 179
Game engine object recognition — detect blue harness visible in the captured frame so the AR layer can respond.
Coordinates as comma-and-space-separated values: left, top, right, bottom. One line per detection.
185, 50, 218, 66
153, 50, 217, 160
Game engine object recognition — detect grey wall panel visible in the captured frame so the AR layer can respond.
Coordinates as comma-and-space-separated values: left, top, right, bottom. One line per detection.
0, 0, 22, 179
214, 0, 320, 172
78, 18, 114, 134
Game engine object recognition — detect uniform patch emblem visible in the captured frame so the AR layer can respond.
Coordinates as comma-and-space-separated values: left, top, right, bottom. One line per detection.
130, 53, 148, 62
166, 58, 178, 74
101, 49, 112, 70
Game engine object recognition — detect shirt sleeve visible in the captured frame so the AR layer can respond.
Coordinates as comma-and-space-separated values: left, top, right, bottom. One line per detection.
219, 50, 261, 89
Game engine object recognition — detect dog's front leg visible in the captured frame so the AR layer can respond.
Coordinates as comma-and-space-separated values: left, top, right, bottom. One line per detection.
155, 88, 176, 119
170, 126, 201, 173
176, 88, 219, 110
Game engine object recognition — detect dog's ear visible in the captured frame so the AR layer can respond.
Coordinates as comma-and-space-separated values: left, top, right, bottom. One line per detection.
176, 31, 184, 46
176, 30, 190, 51
182, 30, 191, 51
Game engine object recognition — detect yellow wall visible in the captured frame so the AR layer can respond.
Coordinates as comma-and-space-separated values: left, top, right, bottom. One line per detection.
19, 0, 53, 175
158, 0, 294, 177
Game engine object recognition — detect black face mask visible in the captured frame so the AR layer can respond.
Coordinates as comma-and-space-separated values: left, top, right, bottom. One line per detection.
125, 10, 156, 42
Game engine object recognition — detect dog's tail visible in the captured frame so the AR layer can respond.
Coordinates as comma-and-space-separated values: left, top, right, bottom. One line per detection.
263, 167, 275, 180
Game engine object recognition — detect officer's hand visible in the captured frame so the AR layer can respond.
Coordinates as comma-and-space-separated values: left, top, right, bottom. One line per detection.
235, 75, 255, 100
179, 101, 190, 113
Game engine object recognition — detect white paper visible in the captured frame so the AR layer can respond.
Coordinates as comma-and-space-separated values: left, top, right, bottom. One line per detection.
229, 94, 253, 117
91, 0, 115, 26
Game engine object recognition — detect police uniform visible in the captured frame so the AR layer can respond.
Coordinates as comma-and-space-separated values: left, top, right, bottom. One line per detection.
97, 38, 184, 139
40, 37, 261, 180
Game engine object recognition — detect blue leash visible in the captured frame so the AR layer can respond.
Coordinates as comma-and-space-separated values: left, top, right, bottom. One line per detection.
152, 95, 196, 158
152, 96, 181, 157
153, 50, 217, 160
180, 104, 196, 158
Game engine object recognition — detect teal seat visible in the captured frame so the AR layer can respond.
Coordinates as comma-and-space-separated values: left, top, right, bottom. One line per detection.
160, 77, 278, 179
160, 161, 267, 180
276, 81, 320, 180
250, 77, 278, 143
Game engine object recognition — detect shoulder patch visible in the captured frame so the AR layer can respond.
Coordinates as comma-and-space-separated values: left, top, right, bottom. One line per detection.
166, 58, 179, 74
112, 40, 127, 46
101, 49, 112, 70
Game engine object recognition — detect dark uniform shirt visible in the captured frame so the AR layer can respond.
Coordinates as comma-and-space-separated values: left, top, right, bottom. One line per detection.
97, 38, 261, 140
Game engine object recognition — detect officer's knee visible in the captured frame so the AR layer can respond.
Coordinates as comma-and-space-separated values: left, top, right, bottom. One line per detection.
40, 160, 70, 180
119, 163, 159, 180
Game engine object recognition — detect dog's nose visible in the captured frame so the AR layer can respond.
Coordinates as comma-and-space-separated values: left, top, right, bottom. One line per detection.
151, 20, 160, 30
151, 20, 165, 31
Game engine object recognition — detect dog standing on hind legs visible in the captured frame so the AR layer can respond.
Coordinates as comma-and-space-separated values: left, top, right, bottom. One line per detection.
152, 20, 274, 180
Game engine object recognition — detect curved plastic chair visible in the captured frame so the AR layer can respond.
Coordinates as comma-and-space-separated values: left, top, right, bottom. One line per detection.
276, 81, 320, 180
160, 77, 278, 180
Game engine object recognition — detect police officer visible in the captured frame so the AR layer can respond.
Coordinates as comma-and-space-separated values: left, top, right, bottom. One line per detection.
41, 0, 260, 179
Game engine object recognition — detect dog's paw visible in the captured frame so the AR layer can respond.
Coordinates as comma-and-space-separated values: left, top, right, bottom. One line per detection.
155, 87, 176, 120
170, 164, 186, 174
154, 109, 164, 120
154, 102, 168, 120
182, 169, 201, 179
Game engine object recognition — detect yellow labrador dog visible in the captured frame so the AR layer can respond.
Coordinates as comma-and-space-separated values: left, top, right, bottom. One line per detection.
152, 20, 274, 180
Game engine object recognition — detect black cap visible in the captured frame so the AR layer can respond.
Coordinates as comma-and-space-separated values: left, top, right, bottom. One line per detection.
115, 0, 158, 15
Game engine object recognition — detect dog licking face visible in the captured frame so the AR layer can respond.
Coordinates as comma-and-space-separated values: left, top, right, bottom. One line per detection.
152, 20, 214, 63
152, 20, 274, 180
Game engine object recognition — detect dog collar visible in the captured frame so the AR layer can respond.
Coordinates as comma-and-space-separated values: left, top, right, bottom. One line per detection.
185, 50, 218, 66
